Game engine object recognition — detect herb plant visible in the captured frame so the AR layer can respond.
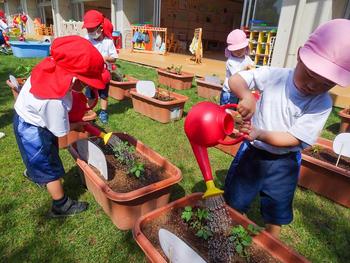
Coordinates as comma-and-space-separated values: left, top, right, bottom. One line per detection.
311, 144, 323, 154
181, 206, 213, 240
129, 162, 144, 178
14, 65, 33, 78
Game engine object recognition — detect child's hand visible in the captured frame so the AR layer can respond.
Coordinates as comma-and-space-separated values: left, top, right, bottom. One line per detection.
239, 121, 262, 141
237, 96, 256, 121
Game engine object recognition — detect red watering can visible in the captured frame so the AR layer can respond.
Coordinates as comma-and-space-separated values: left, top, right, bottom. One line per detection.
184, 101, 246, 198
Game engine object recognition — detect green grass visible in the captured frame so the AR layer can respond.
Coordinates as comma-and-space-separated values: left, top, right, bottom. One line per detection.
1, 54, 349, 262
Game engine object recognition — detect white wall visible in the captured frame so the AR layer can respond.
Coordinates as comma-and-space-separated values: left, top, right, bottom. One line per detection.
271, 0, 348, 68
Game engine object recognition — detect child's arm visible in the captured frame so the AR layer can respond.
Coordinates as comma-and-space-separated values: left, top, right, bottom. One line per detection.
228, 74, 256, 120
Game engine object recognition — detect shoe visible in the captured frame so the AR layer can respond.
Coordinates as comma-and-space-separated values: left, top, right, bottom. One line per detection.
48, 198, 89, 218
23, 169, 46, 188
99, 111, 108, 124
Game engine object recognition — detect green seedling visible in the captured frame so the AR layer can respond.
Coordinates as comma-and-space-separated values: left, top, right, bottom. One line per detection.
229, 224, 261, 259
14, 65, 33, 78
311, 144, 323, 154
181, 206, 213, 240
129, 162, 144, 178
174, 65, 182, 75
111, 68, 126, 82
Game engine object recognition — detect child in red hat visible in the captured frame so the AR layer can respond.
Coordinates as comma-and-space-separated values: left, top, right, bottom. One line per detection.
13, 36, 108, 217
82, 10, 118, 124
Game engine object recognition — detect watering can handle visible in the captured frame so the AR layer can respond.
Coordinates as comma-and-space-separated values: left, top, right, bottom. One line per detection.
218, 103, 247, 145
84, 123, 103, 137
86, 89, 99, 110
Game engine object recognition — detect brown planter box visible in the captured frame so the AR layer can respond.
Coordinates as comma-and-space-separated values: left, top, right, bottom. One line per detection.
196, 77, 222, 99
133, 193, 309, 263
157, 68, 194, 90
299, 137, 350, 207
69, 133, 182, 230
339, 108, 350, 133
130, 88, 188, 123
108, 75, 138, 100
215, 133, 243, 157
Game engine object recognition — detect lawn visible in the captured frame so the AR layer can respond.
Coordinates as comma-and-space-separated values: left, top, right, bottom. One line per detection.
0, 54, 349, 263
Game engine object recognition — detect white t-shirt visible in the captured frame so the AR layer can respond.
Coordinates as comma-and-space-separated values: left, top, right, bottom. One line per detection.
223, 55, 254, 92
14, 77, 72, 137
86, 36, 118, 70
238, 67, 332, 154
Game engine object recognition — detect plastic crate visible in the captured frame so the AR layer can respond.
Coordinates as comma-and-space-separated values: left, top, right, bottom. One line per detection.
9, 41, 51, 58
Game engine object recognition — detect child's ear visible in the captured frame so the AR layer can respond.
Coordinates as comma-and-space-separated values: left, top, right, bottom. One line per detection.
297, 47, 301, 62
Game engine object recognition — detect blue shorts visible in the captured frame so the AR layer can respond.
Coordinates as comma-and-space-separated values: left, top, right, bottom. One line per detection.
0, 30, 5, 46
13, 113, 65, 184
220, 90, 239, 105
85, 83, 109, 100
224, 141, 301, 225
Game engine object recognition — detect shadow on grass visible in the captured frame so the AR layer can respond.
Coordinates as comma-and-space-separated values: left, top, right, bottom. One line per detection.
325, 122, 340, 135
62, 166, 87, 201
108, 98, 133, 116
0, 108, 14, 130
169, 183, 186, 201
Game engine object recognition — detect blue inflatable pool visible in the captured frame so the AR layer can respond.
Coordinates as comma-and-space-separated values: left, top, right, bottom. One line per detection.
9, 41, 51, 58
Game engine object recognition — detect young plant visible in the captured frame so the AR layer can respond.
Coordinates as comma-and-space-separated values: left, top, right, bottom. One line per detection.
111, 68, 126, 82
181, 206, 213, 240
229, 224, 262, 259
129, 162, 144, 178
311, 144, 323, 155
174, 65, 182, 75
14, 65, 33, 78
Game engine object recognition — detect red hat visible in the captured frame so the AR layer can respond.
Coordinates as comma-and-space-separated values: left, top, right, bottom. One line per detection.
0, 10, 4, 18
30, 35, 107, 99
103, 18, 113, 39
82, 10, 104, 29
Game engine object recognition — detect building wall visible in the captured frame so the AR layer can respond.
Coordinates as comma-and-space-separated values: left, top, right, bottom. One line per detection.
23, 0, 39, 34
272, 0, 348, 68
123, 0, 139, 29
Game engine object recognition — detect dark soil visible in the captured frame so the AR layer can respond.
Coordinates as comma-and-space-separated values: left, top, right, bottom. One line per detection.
142, 201, 280, 263
303, 146, 350, 171
89, 137, 170, 193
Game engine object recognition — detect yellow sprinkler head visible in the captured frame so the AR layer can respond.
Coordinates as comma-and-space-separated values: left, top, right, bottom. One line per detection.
103, 132, 113, 145
203, 180, 224, 199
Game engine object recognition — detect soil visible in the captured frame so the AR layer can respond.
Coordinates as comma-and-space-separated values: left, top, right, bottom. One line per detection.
142, 201, 280, 263
89, 137, 170, 193
154, 90, 175, 101
303, 146, 350, 171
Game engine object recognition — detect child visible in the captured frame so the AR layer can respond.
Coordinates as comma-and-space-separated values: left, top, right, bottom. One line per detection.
221, 29, 254, 105
224, 19, 350, 238
13, 36, 108, 217
83, 10, 118, 124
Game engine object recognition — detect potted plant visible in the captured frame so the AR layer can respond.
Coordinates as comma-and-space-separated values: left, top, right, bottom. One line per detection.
299, 137, 350, 207
130, 86, 188, 123
133, 193, 309, 263
196, 74, 223, 99
157, 64, 194, 90
108, 69, 138, 100
69, 132, 182, 230
339, 106, 350, 133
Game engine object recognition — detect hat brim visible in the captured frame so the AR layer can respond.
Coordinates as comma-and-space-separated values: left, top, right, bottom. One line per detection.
77, 74, 106, 89
82, 21, 101, 29
299, 46, 350, 87
227, 40, 249, 51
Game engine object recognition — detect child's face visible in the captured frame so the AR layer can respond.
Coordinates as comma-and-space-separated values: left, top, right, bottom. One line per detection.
293, 59, 335, 95
231, 48, 246, 58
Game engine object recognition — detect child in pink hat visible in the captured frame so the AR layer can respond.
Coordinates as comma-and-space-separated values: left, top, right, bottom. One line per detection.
224, 19, 350, 238
221, 29, 255, 105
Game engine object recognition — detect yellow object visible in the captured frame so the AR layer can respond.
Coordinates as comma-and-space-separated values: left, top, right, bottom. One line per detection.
189, 28, 202, 64
203, 180, 224, 198
248, 30, 276, 66
96, 131, 113, 145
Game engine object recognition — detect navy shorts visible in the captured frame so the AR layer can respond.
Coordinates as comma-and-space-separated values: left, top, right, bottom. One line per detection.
13, 113, 65, 184
85, 83, 109, 100
220, 90, 239, 105
224, 141, 301, 225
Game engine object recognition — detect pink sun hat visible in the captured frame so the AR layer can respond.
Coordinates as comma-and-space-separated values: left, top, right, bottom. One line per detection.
299, 19, 350, 87
226, 29, 249, 51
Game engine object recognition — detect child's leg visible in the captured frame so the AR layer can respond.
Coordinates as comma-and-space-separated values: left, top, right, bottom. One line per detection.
47, 179, 64, 200
224, 141, 262, 213
259, 151, 301, 238
98, 83, 109, 123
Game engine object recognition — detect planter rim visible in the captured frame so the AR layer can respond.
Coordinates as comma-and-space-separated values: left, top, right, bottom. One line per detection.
130, 88, 189, 105
133, 192, 309, 263
196, 77, 222, 88
339, 108, 350, 118
110, 75, 138, 85
302, 137, 350, 177
69, 132, 182, 202
157, 68, 194, 78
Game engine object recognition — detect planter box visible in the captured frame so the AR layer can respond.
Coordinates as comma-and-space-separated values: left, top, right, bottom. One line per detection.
133, 193, 308, 263
299, 137, 350, 207
130, 88, 188, 123
157, 68, 194, 90
69, 133, 182, 230
108, 75, 138, 100
339, 108, 350, 133
196, 77, 222, 99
